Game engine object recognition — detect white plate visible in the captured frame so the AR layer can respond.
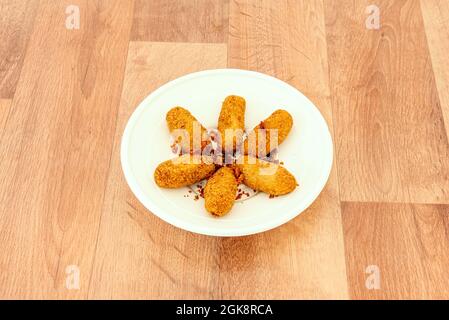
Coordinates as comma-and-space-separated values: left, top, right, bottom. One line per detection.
121, 69, 333, 237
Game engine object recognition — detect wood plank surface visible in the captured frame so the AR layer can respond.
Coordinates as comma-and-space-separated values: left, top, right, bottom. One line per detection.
421, 0, 449, 140
0, 0, 134, 299
224, 0, 348, 299
0, 99, 12, 134
342, 202, 449, 299
88, 42, 227, 299
0, 0, 39, 98
324, 0, 449, 203
0, 0, 449, 300
131, 0, 229, 43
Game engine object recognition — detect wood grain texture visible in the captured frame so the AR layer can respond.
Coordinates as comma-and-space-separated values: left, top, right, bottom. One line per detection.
88, 42, 227, 299
324, 0, 449, 203
342, 202, 449, 299
131, 0, 229, 43
0, 0, 134, 299
421, 0, 449, 140
224, 0, 348, 299
0, 0, 39, 98
1, 0, 449, 300
0, 99, 11, 134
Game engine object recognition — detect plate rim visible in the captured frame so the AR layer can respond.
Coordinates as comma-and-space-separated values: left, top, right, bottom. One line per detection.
120, 68, 334, 237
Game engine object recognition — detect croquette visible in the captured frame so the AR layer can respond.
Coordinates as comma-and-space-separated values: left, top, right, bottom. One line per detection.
154, 155, 216, 188
218, 95, 246, 153
244, 109, 293, 156
236, 156, 297, 196
204, 167, 237, 216
166, 106, 208, 153
155, 98, 298, 217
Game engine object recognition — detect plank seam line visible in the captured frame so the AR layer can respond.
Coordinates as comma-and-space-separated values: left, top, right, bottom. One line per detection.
85, 7, 136, 299
340, 200, 449, 207
419, 0, 449, 144
129, 40, 228, 46
321, 0, 353, 300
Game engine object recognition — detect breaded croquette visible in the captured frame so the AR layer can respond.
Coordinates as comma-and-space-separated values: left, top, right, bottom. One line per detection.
166, 107, 208, 153
244, 109, 293, 156
218, 95, 246, 153
154, 155, 216, 188
204, 167, 237, 216
236, 156, 297, 196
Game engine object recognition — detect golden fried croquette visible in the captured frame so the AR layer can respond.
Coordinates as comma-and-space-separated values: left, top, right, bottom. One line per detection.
244, 109, 293, 156
154, 155, 216, 188
218, 95, 246, 153
204, 167, 237, 216
166, 107, 208, 153
236, 156, 297, 196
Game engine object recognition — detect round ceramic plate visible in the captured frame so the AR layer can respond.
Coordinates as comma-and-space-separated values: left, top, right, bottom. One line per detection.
121, 69, 333, 237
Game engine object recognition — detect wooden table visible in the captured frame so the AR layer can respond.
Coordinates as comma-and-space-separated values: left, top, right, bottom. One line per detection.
1, 0, 448, 299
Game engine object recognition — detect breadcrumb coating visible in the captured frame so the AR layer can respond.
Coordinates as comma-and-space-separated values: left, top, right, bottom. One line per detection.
244, 109, 293, 156
236, 156, 297, 196
166, 106, 208, 153
218, 95, 246, 153
154, 155, 216, 188
204, 167, 237, 216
